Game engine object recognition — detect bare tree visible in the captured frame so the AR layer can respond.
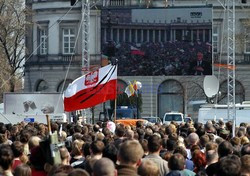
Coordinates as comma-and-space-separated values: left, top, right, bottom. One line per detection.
0, 0, 28, 92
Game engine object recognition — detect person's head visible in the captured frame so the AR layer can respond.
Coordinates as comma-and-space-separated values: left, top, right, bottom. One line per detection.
199, 134, 210, 148
192, 150, 206, 169
138, 160, 159, 176
11, 141, 24, 158
241, 143, 250, 156
218, 141, 233, 158
48, 164, 74, 176
93, 157, 116, 176
14, 164, 31, 176
205, 142, 218, 152
68, 168, 90, 176
103, 144, 118, 164
205, 149, 218, 165
187, 133, 199, 146
217, 155, 241, 176
125, 129, 134, 139
173, 146, 188, 159
147, 135, 162, 153
241, 154, 250, 175
29, 146, 46, 171
197, 52, 203, 61
168, 153, 186, 171
59, 147, 70, 165
0, 145, 14, 170
166, 139, 177, 151
115, 125, 125, 137
71, 139, 84, 156
117, 140, 144, 166
20, 130, 31, 144
28, 136, 41, 151
90, 140, 105, 155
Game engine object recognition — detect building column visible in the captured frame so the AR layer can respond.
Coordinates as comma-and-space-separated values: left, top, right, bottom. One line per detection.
182, 29, 185, 41
159, 30, 161, 42
191, 29, 193, 41
123, 29, 126, 42
197, 29, 199, 40
209, 29, 212, 42
129, 29, 132, 42
135, 29, 138, 43
110, 28, 113, 41
165, 30, 167, 41
141, 29, 143, 43
203, 29, 206, 42
153, 30, 155, 42
173, 29, 176, 41
147, 29, 149, 42
117, 28, 120, 43
104, 28, 107, 42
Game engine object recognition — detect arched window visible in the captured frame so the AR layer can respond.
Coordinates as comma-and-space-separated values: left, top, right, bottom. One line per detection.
158, 80, 184, 119
36, 80, 49, 92
218, 80, 245, 104
57, 79, 73, 92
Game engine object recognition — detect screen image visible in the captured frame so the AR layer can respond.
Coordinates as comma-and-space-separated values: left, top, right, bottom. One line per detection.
101, 6, 213, 76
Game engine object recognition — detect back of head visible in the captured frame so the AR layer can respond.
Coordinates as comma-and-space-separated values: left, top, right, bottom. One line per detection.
241, 143, 250, 156
188, 133, 199, 146
14, 164, 31, 176
28, 136, 41, 151
173, 146, 187, 159
93, 157, 116, 176
138, 160, 159, 176
115, 126, 125, 137
118, 140, 143, 165
147, 135, 162, 153
218, 141, 233, 158
241, 154, 250, 174
90, 140, 105, 155
168, 153, 185, 171
0, 145, 14, 170
217, 155, 241, 176
68, 168, 90, 176
72, 139, 84, 156
205, 150, 218, 164
11, 141, 24, 158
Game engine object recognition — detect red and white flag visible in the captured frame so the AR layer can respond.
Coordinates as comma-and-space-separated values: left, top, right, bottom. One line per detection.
131, 46, 145, 56
63, 64, 117, 112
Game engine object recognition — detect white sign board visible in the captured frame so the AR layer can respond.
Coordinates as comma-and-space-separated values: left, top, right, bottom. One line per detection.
4, 93, 64, 115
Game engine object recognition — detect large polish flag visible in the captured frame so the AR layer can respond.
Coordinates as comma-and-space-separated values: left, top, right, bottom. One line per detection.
63, 64, 117, 112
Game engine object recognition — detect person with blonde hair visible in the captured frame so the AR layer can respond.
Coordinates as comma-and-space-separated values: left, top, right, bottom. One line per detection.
70, 140, 85, 168
138, 160, 159, 176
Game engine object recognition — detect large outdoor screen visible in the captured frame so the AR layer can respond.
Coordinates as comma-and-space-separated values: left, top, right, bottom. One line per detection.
101, 6, 213, 76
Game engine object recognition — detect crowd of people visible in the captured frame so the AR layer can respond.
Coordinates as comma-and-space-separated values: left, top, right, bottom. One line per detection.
0, 119, 249, 176
102, 41, 212, 76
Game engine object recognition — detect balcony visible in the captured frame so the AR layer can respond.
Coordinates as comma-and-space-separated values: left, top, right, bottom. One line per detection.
25, 54, 82, 66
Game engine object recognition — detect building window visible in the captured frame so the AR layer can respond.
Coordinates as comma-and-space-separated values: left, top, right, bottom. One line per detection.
218, 80, 245, 104
36, 80, 49, 92
245, 27, 250, 53
158, 80, 184, 119
57, 79, 73, 92
63, 28, 75, 54
40, 29, 47, 55
213, 26, 219, 53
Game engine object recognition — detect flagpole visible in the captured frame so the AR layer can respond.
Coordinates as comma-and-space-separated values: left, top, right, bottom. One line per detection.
114, 98, 117, 123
